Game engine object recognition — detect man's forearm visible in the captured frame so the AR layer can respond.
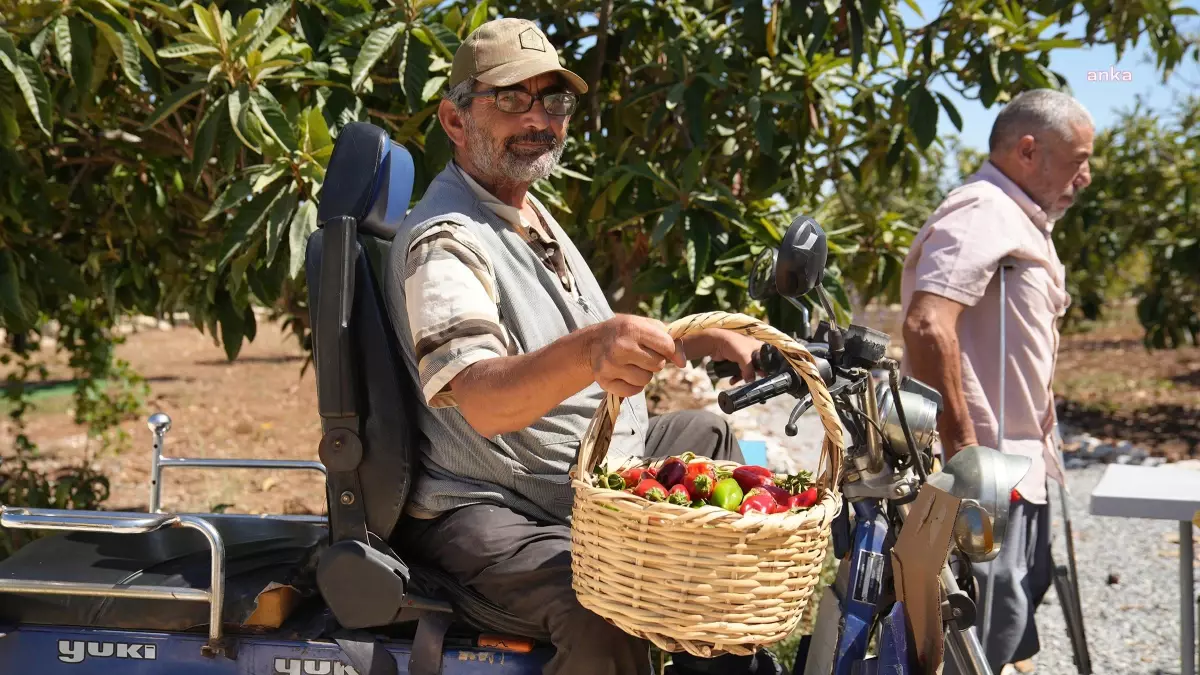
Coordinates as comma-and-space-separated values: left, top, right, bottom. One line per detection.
449, 326, 598, 438
903, 320, 977, 457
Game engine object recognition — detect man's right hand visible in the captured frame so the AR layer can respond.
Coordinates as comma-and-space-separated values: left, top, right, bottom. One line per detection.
586, 315, 686, 397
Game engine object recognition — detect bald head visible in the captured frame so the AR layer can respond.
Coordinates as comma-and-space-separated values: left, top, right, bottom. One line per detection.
987, 89, 1095, 220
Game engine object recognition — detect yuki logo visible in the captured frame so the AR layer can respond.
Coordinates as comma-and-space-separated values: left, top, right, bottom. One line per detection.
58, 640, 157, 663
274, 657, 359, 675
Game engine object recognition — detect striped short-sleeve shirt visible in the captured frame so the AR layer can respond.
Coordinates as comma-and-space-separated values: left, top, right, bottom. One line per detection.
403, 162, 577, 408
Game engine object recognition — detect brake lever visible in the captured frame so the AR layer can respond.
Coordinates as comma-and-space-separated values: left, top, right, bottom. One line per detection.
784, 376, 853, 436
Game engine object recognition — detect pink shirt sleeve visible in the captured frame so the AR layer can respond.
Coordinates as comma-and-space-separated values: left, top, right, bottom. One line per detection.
911, 195, 1021, 307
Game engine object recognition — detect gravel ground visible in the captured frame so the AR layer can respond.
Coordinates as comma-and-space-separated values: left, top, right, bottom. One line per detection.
723, 395, 1199, 675
1033, 464, 1198, 675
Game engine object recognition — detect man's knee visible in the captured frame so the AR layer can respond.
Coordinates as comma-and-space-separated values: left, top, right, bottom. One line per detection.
657, 409, 740, 460
546, 603, 649, 674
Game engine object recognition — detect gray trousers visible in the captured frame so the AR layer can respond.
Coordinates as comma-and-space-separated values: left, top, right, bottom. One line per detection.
946, 497, 1053, 674
396, 410, 775, 675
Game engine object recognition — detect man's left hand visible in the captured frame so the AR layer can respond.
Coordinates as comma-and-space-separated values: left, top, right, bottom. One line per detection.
682, 329, 767, 384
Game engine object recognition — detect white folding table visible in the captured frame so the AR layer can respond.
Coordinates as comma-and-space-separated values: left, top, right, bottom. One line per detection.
1090, 464, 1200, 675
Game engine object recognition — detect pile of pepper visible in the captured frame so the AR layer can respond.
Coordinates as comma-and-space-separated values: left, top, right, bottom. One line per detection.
595, 452, 818, 515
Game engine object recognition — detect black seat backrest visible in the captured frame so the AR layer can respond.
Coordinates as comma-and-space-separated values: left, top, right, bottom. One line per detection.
305, 122, 419, 544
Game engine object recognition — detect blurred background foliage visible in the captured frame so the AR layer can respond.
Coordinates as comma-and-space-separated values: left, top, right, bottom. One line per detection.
0, 0, 1197, 512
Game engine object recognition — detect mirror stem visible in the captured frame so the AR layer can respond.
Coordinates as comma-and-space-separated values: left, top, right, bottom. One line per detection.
816, 286, 845, 365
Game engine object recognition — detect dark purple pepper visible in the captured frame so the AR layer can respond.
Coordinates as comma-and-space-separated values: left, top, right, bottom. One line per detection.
761, 484, 792, 505
656, 458, 688, 488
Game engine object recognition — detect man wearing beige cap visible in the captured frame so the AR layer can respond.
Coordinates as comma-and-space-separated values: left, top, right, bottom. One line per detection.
383, 17, 780, 675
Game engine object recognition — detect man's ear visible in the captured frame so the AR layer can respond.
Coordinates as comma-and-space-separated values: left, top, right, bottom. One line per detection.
438, 98, 467, 148
1015, 134, 1038, 166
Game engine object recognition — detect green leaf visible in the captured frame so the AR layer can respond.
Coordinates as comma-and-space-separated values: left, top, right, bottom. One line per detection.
68, 17, 93, 91
319, 11, 382, 51
158, 42, 220, 57
651, 203, 682, 246
466, 1, 489, 33
935, 92, 962, 132
191, 93, 227, 179
265, 184, 298, 265
288, 200, 318, 280
241, 3, 290, 58
905, 85, 938, 149
217, 293, 245, 361
0, 75, 20, 146
0, 32, 53, 136
422, 23, 461, 60
53, 16, 72, 75
250, 86, 297, 150
85, 12, 142, 85
302, 106, 332, 153
227, 83, 260, 152
885, 5, 905, 65
88, 30, 112, 94
421, 75, 446, 103
193, 4, 224, 48
143, 81, 208, 129
220, 183, 286, 268
1032, 38, 1084, 51
204, 178, 253, 221
96, 0, 158, 65
686, 220, 712, 284
393, 102, 438, 142
31, 25, 51, 59
252, 164, 286, 193
400, 30, 431, 112
352, 23, 402, 92
0, 249, 26, 326
443, 7, 462, 33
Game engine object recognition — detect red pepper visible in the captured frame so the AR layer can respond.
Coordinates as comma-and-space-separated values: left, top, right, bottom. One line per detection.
667, 484, 691, 506
633, 478, 667, 502
683, 462, 717, 500
646, 467, 659, 479
788, 487, 819, 509
739, 488, 779, 515
732, 465, 775, 493
620, 467, 648, 487
656, 457, 688, 488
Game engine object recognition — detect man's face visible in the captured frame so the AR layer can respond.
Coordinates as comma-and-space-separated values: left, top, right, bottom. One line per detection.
459, 73, 571, 185
1029, 122, 1094, 221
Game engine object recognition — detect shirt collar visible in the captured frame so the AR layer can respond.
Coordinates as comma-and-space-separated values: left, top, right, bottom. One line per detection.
971, 160, 1053, 233
451, 161, 523, 228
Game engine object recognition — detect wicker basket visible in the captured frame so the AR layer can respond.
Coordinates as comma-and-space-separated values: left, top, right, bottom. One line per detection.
570, 311, 845, 658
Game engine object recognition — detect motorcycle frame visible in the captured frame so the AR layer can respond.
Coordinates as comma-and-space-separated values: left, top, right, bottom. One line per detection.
795, 373, 992, 675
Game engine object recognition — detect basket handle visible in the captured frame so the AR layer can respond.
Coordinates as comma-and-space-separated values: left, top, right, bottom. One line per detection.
575, 311, 844, 493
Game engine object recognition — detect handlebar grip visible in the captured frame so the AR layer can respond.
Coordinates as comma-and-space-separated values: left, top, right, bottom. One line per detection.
708, 360, 744, 380
717, 372, 797, 414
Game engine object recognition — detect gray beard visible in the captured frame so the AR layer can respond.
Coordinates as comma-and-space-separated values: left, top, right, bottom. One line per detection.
463, 112, 564, 186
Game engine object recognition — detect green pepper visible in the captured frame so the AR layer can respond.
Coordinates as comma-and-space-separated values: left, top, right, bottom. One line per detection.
710, 477, 744, 512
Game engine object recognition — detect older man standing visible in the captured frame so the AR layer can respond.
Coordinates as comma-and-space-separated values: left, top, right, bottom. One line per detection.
383, 17, 782, 675
901, 89, 1093, 674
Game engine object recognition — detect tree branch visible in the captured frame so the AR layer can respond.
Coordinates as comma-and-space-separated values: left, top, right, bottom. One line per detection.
589, 0, 612, 133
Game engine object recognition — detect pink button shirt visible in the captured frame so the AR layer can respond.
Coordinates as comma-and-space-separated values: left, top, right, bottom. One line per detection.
901, 161, 1071, 504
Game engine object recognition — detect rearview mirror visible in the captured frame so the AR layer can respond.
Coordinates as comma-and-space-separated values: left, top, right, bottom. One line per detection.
775, 215, 828, 299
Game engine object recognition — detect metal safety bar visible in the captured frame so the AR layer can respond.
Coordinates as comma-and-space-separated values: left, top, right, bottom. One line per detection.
147, 413, 328, 525
0, 506, 229, 657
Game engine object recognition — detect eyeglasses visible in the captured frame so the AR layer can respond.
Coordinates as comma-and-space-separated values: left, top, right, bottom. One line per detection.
466, 88, 579, 116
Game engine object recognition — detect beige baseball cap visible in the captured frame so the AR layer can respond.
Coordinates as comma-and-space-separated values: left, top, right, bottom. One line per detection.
450, 18, 588, 94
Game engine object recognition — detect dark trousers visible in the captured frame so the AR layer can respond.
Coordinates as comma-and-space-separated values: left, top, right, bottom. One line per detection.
395, 410, 782, 675
944, 497, 1053, 674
